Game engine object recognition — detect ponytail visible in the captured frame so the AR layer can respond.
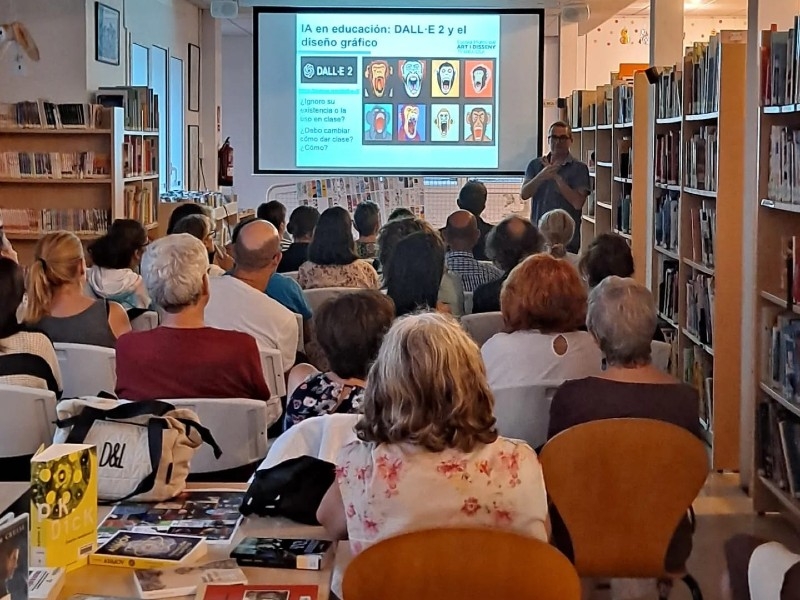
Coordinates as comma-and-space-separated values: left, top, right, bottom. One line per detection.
23, 231, 84, 324
24, 258, 53, 323
549, 243, 567, 259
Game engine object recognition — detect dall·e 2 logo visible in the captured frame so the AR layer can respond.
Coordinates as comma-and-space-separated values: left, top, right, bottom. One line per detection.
303, 63, 315, 79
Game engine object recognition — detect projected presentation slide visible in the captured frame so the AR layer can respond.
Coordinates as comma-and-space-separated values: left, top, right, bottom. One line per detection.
256, 10, 543, 174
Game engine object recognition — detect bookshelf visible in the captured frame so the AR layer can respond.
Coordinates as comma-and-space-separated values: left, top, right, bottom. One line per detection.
649, 32, 747, 470
630, 72, 650, 287
156, 195, 240, 245
751, 21, 800, 526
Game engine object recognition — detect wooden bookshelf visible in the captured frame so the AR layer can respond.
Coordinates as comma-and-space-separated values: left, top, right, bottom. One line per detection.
648, 34, 746, 471
630, 72, 650, 286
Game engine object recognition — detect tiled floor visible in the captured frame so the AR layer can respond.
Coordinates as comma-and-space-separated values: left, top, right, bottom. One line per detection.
587, 474, 800, 600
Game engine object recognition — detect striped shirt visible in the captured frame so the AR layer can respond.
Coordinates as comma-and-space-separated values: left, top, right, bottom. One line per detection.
445, 251, 503, 293
0, 330, 62, 397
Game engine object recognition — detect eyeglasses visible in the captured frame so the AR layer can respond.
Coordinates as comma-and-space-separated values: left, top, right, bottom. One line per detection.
549, 135, 571, 142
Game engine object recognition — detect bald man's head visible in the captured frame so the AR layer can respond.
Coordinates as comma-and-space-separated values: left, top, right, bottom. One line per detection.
233, 219, 281, 272
444, 210, 479, 251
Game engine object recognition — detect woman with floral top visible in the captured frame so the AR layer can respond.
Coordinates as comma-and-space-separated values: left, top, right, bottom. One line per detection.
317, 312, 549, 554
284, 290, 395, 430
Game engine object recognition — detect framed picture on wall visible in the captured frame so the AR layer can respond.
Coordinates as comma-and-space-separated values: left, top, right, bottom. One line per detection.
188, 124, 200, 190
188, 43, 200, 112
95, 2, 120, 65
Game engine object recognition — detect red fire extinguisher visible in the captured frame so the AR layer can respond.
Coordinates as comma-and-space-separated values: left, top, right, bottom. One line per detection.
218, 137, 233, 187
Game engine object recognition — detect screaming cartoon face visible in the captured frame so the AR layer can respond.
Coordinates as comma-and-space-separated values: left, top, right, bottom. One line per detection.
466, 107, 491, 141
400, 60, 425, 98
403, 105, 420, 138
437, 62, 455, 95
436, 109, 453, 136
365, 60, 392, 97
372, 108, 386, 133
471, 65, 489, 94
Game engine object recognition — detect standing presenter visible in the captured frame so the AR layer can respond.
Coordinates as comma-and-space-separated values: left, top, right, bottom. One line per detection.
520, 121, 591, 254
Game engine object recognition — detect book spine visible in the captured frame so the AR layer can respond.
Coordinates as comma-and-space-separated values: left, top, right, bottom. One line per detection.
88, 554, 178, 570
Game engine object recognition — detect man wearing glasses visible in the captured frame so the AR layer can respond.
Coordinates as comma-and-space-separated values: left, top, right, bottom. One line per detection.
520, 121, 591, 254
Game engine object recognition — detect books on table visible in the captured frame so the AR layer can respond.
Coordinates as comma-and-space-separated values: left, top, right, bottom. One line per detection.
28, 568, 65, 600
30, 444, 98, 573
89, 531, 207, 570
230, 538, 332, 571
133, 559, 246, 599
200, 584, 319, 600
0, 513, 28, 600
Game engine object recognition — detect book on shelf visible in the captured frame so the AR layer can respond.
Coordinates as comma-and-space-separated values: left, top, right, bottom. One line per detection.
0, 101, 106, 129
125, 182, 157, 226
230, 538, 332, 571
96, 87, 158, 132
0, 151, 110, 179
616, 192, 631, 234
617, 136, 632, 178
686, 273, 715, 347
133, 559, 247, 599
685, 126, 718, 191
688, 201, 716, 268
90, 531, 207, 570
657, 66, 682, 119
684, 346, 714, 426
28, 567, 65, 600
762, 22, 800, 106
757, 401, 800, 498
0, 209, 111, 236
123, 136, 158, 178
685, 37, 720, 115
659, 327, 680, 378
658, 259, 680, 323
30, 444, 98, 573
767, 125, 800, 205
654, 190, 679, 251
616, 82, 634, 124
200, 584, 320, 600
655, 131, 680, 185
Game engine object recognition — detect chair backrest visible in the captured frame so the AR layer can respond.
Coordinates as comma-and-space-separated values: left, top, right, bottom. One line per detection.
294, 312, 304, 353
539, 418, 709, 578
259, 413, 360, 471
0, 384, 57, 457
167, 398, 269, 473
342, 528, 581, 600
283, 271, 299, 282
463, 291, 474, 315
460, 311, 504, 347
492, 382, 562, 449
131, 310, 159, 331
259, 349, 286, 399
651, 340, 671, 372
302, 287, 358, 314
54, 342, 116, 398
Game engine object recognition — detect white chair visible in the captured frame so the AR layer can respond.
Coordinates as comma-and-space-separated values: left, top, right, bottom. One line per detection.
464, 291, 474, 315
651, 340, 672, 372
260, 349, 286, 399
295, 312, 304, 353
131, 310, 159, 331
0, 384, 58, 457
461, 312, 504, 347
493, 382, 563, 450
283, 271, 299, 282
168, 398, 269, 474
54, 342, 116, 398
302, 287, 358, 314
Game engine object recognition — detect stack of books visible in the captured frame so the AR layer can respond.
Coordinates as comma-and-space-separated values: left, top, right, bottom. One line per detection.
0, 101, 106, 129
0, 208, 111, 235
96, 86, 159, 131
0, 151, 110, 179
655, 131, 680, 185
685, 35, 721, 115
123, 135, 158, 177
762, 19, 800, 107
685, 126, 719, 191
125, 181, 157, 226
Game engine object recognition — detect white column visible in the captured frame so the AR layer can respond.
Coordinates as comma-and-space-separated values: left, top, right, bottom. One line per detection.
558, 20, 580, 97
200, 11, 222, 192
740, 0, 800, 490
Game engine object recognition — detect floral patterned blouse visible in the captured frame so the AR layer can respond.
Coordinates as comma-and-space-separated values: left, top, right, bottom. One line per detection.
335, 437, 549, 555
284, 373, 364, 430
297, 260, 379, 290
356, 241, 378, 260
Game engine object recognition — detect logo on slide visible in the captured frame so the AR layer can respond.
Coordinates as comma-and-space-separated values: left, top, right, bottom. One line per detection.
302, 63, 316, 79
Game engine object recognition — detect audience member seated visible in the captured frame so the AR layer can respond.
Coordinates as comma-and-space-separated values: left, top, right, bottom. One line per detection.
377, 217, 464, 316
205, 219, 299, 371
481, 253, 603, 389
87, 219, 152, 316
0, 258, 62, 396
298, 206, 379, 290
258, 200, 292, 251
279, 206, 319, 273
387, 207, 414, 221
285, 290, 394, 430
25, 232, 130, 348
444, 210, 503, 293
172, 214, 226, 276
353, 201, 381, 259
538, 209, 579, 267
723, 534, 800, 600
385, 231, 447, 316
472, 216, 544, 314
547, 276, 700, 572
317, 312, 549, 554
115, 234, 275, 416
456, 180, 493, 260
166, 203, 234, 271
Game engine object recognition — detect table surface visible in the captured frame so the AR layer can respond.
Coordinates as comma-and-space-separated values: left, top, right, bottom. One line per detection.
2, 482, 337, 600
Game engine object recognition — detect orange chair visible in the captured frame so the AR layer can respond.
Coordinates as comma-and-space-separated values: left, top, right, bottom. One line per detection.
539, 418, 709, 600
342, 528, 581, 600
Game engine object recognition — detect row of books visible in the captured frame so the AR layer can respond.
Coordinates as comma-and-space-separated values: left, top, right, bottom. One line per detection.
757, 401, 800, 498
96, 86, 159, 132
767, 313, 800, 404
0, 101, 107, 129
685, 346, 714, 426
616, 83, 634, 124
123, 135, 158, 178
688, 201, 716, 268
657, 259, 679, 324
686, 273, 715, 347
654, 190, 679, 252
0, 151, 110, 179
568, 89, 590, 128
761, 19, 800, 107
684, 126, 718, 191
656, 66, 682, 120
125, 182, 157, 226
661, 328, 680, 377
616, 192, 631, 234
768, 125, 800, 205
655, 131, 680, 185
685, 36, 721, 115
0, 208, 110, 235
617, 136, 632, 179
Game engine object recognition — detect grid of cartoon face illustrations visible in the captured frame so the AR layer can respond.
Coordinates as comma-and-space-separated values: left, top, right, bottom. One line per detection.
362, 58, 496, 145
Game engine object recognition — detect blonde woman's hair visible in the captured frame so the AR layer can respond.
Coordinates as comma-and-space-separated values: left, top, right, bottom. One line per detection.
24, 231, 85, 323
538, 209, 575, 259
356, 311, 498, 453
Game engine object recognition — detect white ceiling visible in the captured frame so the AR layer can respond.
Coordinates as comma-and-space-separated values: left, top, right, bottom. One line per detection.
621, 0, 747, 16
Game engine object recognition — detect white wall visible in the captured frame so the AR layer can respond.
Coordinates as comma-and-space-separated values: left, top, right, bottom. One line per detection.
582, 15, 748, 89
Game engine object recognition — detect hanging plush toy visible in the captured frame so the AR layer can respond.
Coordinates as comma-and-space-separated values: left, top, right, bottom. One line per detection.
0, 21, 40, 74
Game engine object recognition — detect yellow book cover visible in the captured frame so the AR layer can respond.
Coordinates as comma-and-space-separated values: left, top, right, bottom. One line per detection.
30, 444, 98, 573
